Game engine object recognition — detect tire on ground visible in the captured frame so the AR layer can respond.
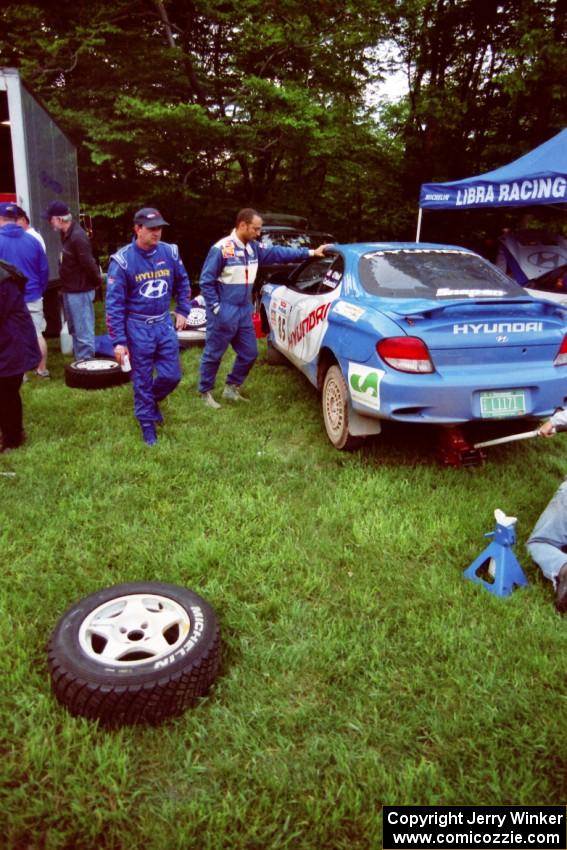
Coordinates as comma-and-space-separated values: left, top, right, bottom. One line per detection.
47, 582, 221, 726
266, 339, 289, 366
322, 364, 364, 451
177, 329, 206, 349
176, 307, 207, 349
64, 357, 131, 390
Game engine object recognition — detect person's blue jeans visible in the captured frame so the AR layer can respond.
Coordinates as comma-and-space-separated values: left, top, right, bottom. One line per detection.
63, 290, 95, 360
526, 479, 567, 586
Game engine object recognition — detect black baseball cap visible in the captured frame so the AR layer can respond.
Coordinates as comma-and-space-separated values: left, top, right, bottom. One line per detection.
43, 200, 70, 218
134, 207, 169, 227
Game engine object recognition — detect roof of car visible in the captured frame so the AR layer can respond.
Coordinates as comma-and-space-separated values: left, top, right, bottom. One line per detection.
329, 241, 476, 256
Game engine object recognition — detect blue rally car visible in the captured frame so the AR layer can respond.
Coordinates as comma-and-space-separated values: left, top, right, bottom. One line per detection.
259, 242, 567, 450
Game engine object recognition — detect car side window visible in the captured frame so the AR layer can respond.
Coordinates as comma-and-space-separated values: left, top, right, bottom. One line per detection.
318, 256, 344, 292
291, 256, 342, 295
292, 258, 334, 294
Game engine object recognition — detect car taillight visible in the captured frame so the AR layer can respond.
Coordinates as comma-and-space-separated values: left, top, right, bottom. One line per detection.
377, 337, 434, 373
554, 335, 567, 366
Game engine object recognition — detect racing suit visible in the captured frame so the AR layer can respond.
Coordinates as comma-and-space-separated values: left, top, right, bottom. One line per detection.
527, 408, 567, 585
106, 239, 190, 425
198, 229, 310, 393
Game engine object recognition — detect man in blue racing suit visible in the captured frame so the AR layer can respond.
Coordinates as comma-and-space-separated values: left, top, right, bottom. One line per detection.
198, 207, 332, 408
106, 207, 191, 445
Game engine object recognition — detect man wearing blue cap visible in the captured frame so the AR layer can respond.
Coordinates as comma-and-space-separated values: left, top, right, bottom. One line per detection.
105, 207, 191, 445
0, 202, 49, 376
45, 200, 101, 360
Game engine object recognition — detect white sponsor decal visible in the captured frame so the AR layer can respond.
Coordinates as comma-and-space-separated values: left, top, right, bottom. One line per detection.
370, 249, 467, 257
456, 177, 567, 207
333, 301, 365, 322
453, 321, 543, 335
284, 290, 340, 362
348, 363, 385, 410
438, 288, 507, 298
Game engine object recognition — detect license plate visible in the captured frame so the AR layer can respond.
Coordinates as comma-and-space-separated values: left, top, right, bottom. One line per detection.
480, 390, 526, 418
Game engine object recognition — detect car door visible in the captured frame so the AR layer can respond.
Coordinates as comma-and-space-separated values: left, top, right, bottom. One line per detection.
269, 257, 343, 368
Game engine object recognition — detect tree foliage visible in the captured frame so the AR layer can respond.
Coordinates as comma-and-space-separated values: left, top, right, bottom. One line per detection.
1, 0, 566, 265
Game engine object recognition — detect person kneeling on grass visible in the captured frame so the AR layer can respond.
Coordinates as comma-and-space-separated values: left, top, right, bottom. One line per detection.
0, 259, 41, 453
527, 410, 567, 612
105, 207, 191, 446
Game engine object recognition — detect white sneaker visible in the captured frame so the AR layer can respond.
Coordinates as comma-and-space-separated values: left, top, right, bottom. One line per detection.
201, 391, 221, 409
222, 384, 249, 402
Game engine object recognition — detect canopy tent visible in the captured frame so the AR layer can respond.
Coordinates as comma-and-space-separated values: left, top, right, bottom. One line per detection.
416, 128, 567, 241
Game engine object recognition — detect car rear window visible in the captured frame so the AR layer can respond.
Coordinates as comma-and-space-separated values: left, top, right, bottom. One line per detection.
359, 249, 526, 300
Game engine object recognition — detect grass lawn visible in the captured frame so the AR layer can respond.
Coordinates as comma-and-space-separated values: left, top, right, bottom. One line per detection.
2, 333, 567, 849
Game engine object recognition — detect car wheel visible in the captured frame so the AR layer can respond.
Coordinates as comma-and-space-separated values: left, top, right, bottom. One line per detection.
322, 365, 363, 451
266, 339, 289, 366
47, 582, 221, 727
64, 357, 130, 390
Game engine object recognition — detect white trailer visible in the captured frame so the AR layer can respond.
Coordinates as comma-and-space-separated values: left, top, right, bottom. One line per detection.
0, 67, 79, 283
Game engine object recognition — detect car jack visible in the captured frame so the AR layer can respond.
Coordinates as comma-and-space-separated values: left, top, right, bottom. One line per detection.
437, 426, 485, 467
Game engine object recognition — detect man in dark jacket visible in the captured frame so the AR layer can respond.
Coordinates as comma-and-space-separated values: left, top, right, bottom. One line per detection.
45, 200, 101, 360
0, 259, 41, 452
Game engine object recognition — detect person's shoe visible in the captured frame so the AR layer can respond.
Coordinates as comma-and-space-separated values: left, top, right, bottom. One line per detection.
0, 431, 26, 453
556, 564, 567, 613
222, 384, 249, 402
141, 423, 157, 446
35, 369, 50, 378
201, 391, 221, 409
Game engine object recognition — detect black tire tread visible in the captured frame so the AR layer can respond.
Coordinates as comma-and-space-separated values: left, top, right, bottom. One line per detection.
47, 582, 221, 726
48, 628, 220, 726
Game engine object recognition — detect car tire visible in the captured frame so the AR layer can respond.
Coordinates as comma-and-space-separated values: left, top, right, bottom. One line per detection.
47, 582, 221, 727
266, 339, 289, 366
322, 365, 364, 451
176, 307, 207, 349
64, 357, 131, 390
177, 330, 206, 350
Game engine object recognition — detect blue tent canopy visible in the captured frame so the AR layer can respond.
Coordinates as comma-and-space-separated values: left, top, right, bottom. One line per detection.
416, 129, 567, 240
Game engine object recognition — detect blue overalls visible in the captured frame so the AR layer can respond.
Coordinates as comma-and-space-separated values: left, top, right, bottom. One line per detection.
198, 230, 310, 393
106, 239, 190, 424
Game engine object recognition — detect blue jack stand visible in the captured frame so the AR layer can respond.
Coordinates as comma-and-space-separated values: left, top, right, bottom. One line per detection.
463, 509, 529, 597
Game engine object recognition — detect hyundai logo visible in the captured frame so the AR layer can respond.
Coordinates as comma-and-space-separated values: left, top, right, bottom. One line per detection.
496, 335, 508, 343
528, 251, 565, 270
140, 279, 168, 299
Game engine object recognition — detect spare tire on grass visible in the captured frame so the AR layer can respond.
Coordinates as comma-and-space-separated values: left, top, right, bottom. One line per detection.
176, 306, 207, 349
64, 357, 131, 390
47, 582, 221, 726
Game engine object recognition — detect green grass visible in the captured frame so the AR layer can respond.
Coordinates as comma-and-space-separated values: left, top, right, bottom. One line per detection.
2, 335, 567, 849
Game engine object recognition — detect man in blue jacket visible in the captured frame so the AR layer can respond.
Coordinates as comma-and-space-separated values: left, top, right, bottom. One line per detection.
0, 202, 49, 377
198, 208, 331, 408
0, 259, 41, 452
106, 207, 191, 445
